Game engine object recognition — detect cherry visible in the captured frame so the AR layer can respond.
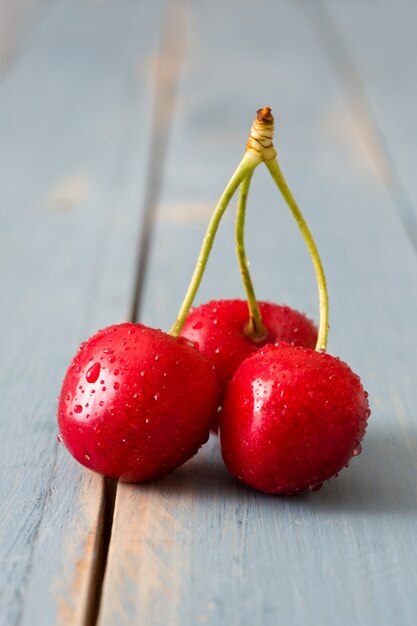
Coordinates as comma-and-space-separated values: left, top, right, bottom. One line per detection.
56, 107, 372, 495
181, 299, 317, 394
57, 323, 219, 482
219, 343, 370, 494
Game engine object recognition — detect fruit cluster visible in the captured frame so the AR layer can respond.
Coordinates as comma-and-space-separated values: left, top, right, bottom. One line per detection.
57, 108, 370, 494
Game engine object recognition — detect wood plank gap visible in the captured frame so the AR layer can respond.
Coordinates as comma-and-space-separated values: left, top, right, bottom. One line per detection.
301, 0, 417, 253
83, 479, 116, 626
92, 3, 187, 623
0, 2, 163, 622
129, 0, 187, 323
12, 450, 105, 626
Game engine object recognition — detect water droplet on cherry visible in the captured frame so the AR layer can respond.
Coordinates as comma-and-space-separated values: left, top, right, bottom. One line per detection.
86, 362, 101, 383
177, 336, 195, 349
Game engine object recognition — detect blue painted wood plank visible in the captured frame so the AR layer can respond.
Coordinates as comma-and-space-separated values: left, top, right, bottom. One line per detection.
0, 1, 162, 624
308, 0, 417, 245
99, 1, 417, 625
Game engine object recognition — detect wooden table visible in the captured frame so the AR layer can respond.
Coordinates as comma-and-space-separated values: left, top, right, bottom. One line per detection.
1, 1, 417, 624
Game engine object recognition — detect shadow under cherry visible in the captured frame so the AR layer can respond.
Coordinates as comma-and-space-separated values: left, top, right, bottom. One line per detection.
137, 421, 417, 517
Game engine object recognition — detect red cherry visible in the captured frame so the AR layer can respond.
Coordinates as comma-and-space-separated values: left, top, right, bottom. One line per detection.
181, 299, 317, 395
57, 323, 219, 482
219, 343, 370, 494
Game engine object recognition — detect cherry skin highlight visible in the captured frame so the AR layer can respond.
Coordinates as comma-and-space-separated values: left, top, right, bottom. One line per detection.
181, 299, 317, 395
57, 323, 219, 482
219, 343, 370, 494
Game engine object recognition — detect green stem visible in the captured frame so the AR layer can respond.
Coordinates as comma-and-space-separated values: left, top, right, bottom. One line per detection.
266, 158, 329, 351
235, 173, 266, 341
170, 152, 261, 336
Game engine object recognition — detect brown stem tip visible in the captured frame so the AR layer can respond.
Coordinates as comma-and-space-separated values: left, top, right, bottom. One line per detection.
256, 107, 274, 125
246, 106, 277, 161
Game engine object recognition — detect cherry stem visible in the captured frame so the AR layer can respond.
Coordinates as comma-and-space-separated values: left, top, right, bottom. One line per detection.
235, 173, 266, 341
170, 151, 261, 336
266, 158, 329, 352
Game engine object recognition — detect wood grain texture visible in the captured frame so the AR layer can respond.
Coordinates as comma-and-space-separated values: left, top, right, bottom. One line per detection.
308, 0, 417, 247
0, 1, 162, 624
99, 1, 417, 625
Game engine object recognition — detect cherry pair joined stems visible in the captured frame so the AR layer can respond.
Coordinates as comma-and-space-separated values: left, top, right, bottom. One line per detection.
170, 108, 329, 353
